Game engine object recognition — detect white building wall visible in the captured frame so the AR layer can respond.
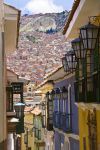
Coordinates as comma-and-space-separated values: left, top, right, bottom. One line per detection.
44, 131, 54, 150
7, 134, 14, 150
0, 1, 7, 149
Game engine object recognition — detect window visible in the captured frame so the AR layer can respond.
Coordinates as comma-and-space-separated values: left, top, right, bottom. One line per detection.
68, 84, 71, 115
62, 86, 67, 113
68, 84, 71, 129
57, 99, 60, 112
62, 99, 66, 113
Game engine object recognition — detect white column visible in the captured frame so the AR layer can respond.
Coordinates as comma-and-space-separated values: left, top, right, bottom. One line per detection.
7, 134, 14, 150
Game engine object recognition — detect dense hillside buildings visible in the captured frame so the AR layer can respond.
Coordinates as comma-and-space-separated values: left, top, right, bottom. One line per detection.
7, 11, 71, 84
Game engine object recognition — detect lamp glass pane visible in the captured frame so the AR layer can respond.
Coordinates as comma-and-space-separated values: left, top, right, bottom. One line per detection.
80, 29, 87, 49
67, 55, 72, 69
81, 49, 86, 59
72, 42, 80, 58
73, 54, 77, 69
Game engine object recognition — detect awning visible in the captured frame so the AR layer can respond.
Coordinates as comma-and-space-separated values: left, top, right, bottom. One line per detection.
64, 0, 100, 40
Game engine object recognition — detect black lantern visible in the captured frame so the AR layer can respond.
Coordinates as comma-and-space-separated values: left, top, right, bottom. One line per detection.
80, 23, 99, 50
65, 50, 77, 71
50, 89, 55, 100
62, 56, 69, 72
71, 38, 86, 59
62, 86, 68, 99
14, 102, 25, 118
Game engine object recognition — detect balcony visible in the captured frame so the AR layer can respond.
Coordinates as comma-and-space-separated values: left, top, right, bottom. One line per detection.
53, 112, 72, 132
60, 113, 71, 132
53, 111, 61, 129
74, 72, 100, 103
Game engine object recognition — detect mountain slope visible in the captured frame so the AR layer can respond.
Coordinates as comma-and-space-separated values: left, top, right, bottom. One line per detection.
7, 11, 71, 85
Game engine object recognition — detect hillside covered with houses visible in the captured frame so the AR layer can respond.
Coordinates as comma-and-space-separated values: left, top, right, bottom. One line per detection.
7, 11, 71, 85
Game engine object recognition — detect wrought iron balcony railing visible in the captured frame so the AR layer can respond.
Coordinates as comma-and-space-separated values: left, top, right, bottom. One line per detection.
60, 113, 72, 132
74, 72, 99, 103
53, 111, 72, 132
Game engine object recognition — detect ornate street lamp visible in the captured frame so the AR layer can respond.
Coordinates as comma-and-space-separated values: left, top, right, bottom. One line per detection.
80, 22, 99, 50
62, 56, 69, 72
14, 102, 25, 119
71, 37, 86, 59
65, 50, 77, 71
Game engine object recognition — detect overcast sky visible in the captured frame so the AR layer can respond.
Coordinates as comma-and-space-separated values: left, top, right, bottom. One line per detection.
5, 0, 74, 14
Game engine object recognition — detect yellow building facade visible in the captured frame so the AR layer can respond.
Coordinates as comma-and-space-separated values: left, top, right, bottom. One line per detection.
36, 80, 54, 150
21, 109, 35, 150
78, 106, 100, 150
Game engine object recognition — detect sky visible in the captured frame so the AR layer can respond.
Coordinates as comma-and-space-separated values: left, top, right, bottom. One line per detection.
5, 0, 74, 14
